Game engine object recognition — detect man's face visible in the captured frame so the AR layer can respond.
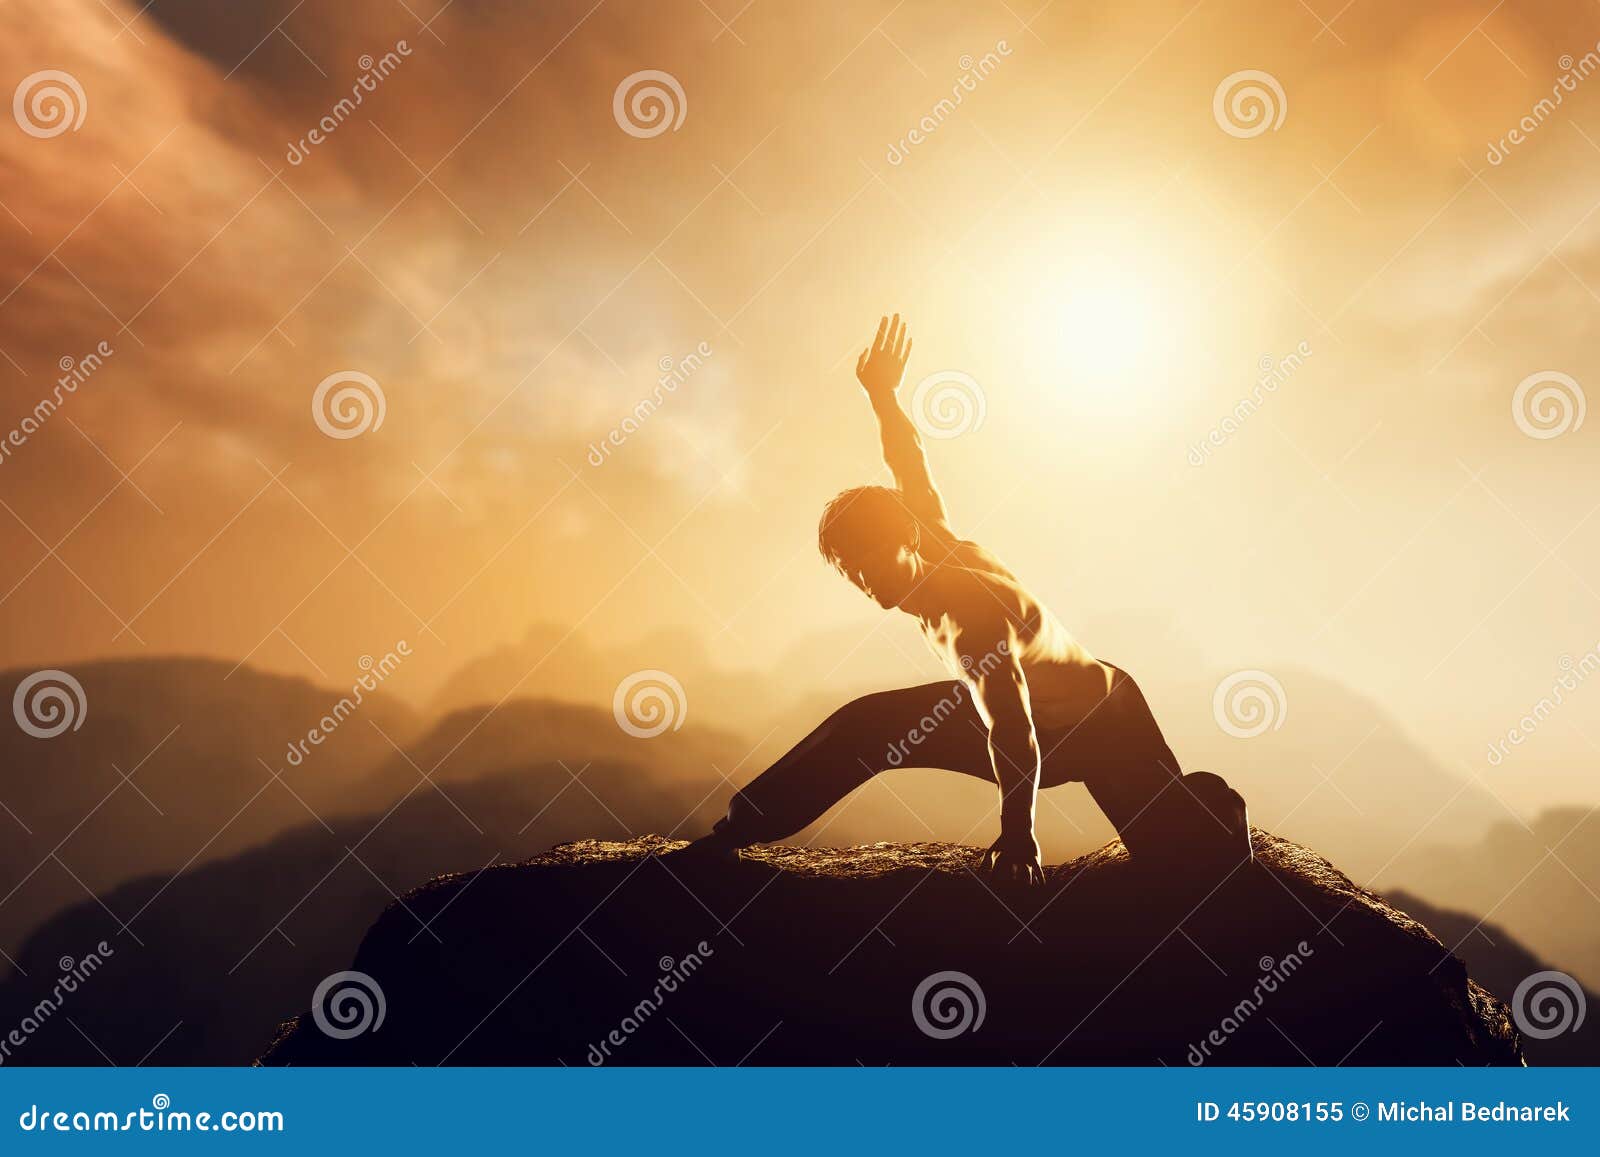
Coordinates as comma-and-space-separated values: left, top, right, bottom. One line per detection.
846, 542, 917, 609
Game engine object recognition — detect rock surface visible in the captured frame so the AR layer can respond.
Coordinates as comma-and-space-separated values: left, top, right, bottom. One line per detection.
261, 831, 1522, 1066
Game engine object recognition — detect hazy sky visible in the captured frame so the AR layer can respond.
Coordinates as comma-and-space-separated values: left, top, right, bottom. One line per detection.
1, 0, 1597, 815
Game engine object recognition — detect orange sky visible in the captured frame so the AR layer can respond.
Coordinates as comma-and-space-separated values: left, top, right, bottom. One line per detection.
1, 0, 1598, 815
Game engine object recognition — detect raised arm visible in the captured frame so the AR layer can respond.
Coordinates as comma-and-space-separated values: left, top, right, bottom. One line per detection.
855, 314, 949, 528
963, 623, 1045, 887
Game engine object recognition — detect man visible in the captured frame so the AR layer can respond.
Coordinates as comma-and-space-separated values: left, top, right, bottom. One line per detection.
684, 316, 1251, 884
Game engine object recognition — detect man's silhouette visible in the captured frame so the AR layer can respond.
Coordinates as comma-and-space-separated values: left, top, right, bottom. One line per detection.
685, 316, 1251, 883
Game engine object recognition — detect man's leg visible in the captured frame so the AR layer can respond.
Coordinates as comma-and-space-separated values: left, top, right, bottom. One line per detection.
1042, 667, 1251, 866
689, 680, 992, 852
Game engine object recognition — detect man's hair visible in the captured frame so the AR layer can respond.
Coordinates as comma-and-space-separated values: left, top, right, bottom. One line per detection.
817, 485, 920, 574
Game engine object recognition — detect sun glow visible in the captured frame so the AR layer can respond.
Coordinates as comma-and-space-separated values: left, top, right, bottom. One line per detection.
998, 221, 1198, 421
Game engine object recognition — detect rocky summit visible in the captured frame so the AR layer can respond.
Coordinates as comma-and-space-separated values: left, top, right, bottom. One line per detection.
261, 831, 1523, 1066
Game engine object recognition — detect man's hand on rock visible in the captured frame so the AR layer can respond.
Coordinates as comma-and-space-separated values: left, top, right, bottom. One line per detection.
980, 831, 1045, 888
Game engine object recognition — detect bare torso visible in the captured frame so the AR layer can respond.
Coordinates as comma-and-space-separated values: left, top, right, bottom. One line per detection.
916, 532, 1113, 730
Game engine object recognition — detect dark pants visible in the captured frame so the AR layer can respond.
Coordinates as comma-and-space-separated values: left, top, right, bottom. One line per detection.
714, 666, 1246, 860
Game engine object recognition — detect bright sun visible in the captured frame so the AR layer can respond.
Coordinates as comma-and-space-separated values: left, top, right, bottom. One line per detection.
1044, 264, 1160, 381
1004, 225, 1193, 420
